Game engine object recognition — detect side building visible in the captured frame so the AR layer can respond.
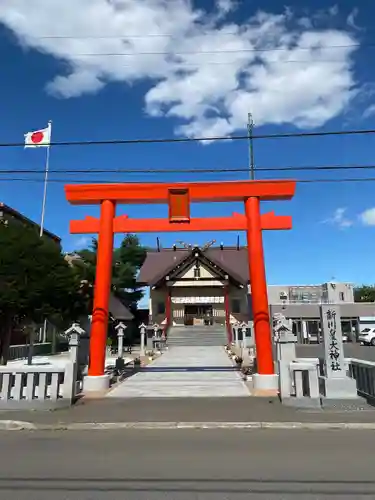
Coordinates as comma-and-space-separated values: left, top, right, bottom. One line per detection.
137, 245, 375, 343
0, 202, 61, 245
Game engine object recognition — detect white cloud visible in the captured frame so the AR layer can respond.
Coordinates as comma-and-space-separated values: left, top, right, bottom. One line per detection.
359, 208, 375, 226
74, 236, 91, 249
0, 1, 360, 138
363, 104, 375, 119
347, 8, 361, 31
322, 207, 353, 229
216, 0, 237, 17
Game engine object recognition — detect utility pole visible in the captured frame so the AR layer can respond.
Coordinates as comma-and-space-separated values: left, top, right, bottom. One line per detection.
247, 113, 255, 180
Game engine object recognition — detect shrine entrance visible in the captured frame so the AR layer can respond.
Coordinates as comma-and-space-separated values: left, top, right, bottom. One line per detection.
184, 304, 213, 326
65, 179, 296, 393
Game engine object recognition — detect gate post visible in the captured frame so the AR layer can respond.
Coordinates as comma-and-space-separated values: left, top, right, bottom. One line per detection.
245, 196, 277, 392
84, 199, 115, 392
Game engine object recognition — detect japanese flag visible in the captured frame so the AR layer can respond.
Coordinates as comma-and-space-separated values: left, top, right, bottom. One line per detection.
24, 123, 51, 148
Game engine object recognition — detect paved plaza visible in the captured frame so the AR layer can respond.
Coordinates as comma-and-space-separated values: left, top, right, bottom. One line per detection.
107, 346, 250, 398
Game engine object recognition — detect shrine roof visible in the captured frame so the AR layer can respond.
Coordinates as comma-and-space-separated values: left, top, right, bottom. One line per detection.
137, 246, 249, 286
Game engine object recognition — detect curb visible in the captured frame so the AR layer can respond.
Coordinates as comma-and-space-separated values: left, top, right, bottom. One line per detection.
1, 420, 375, 431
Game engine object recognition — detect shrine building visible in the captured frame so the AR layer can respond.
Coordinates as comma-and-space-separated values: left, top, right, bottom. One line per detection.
137, 244, 250, 329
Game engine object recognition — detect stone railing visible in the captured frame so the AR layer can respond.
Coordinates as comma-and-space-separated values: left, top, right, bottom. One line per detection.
279, 358, 320, 408
0, 324, 81, 410
347, 358, 375, 402
0, 360, 79, 410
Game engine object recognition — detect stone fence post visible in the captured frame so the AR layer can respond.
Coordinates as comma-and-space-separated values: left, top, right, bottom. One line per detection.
273, 313, 296, 399
115, 322, 127, 359
63, 323, 83, 402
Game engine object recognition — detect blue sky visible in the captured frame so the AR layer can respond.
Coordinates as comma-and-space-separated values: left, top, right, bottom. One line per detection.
1, 0, 375, 294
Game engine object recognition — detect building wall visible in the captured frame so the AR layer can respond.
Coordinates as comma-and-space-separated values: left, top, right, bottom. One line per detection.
268, 282, 354, 304
150, 288, 168, 325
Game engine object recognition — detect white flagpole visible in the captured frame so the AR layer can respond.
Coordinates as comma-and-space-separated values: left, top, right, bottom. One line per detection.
39, 120, 52, 237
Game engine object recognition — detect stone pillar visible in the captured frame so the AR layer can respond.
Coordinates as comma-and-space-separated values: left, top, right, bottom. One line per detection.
224, 286, 232, 344
274, 314, 297, 401
164, 290, 171, 336
140, 323, 146, 356
86, 199, 115, 392
153, 323, 160, 351
63, 323, 83, 402
232, 323, 239, 346
245, 196, 276, 392
115, 322, 126, 359
320, 305, 358, 401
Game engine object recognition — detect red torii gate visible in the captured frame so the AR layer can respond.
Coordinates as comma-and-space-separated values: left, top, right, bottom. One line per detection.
65, 179, 296, 393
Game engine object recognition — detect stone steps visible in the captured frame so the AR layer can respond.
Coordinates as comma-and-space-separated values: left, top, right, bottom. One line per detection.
168, 326, 227, 347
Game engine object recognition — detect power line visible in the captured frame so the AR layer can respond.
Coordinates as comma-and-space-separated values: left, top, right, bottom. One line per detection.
2, 163, 375, 174
32, 35, 364, 46
32, 35, 368, 54
32, 35, 375, 55
56, 53, 355, 60
1, 128, 375, 149
1, 177, 375, 184
36, 58, 353, 66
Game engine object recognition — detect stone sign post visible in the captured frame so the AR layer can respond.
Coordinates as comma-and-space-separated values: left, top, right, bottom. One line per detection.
320, 305, 358, 400
115, 322, 126, 359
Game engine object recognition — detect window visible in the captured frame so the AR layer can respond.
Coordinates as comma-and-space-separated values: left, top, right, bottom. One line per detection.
339, 292, 345, 301
157, 302, 165, 314
231, 299, 241, 314
194, 266, 200, 278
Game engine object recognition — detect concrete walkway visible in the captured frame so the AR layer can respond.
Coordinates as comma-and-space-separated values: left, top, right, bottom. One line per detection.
107, 346, 250, 398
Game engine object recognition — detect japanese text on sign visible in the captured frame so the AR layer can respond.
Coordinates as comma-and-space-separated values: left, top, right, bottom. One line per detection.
326, 308, 341, 372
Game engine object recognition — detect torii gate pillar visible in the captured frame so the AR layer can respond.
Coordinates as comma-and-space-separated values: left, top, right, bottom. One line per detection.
84, 200, 115, 392
245, 196, 277, 392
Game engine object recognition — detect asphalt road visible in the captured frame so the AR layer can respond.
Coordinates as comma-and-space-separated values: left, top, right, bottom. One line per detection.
0, 429, 374, 499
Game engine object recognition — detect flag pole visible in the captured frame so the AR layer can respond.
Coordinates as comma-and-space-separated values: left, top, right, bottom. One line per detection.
39, 120, 52, 238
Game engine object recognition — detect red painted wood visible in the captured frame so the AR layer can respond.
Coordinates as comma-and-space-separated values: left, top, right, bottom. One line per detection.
70, 211, 292, 234
168, 189, 190, 223
245, 197, 274, 375
65, 179, 296, 205
89, 200, 115, 377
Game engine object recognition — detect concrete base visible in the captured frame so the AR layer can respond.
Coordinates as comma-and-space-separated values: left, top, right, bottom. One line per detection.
83, 374, 110, 393
252, 373, 279, 393
319, 375, 358, 400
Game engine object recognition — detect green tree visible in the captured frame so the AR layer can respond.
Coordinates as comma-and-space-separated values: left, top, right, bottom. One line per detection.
0, 223, 85, 364
112, 234, 147, 310
75, 234, 147, 312
354, 285, 375, 302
